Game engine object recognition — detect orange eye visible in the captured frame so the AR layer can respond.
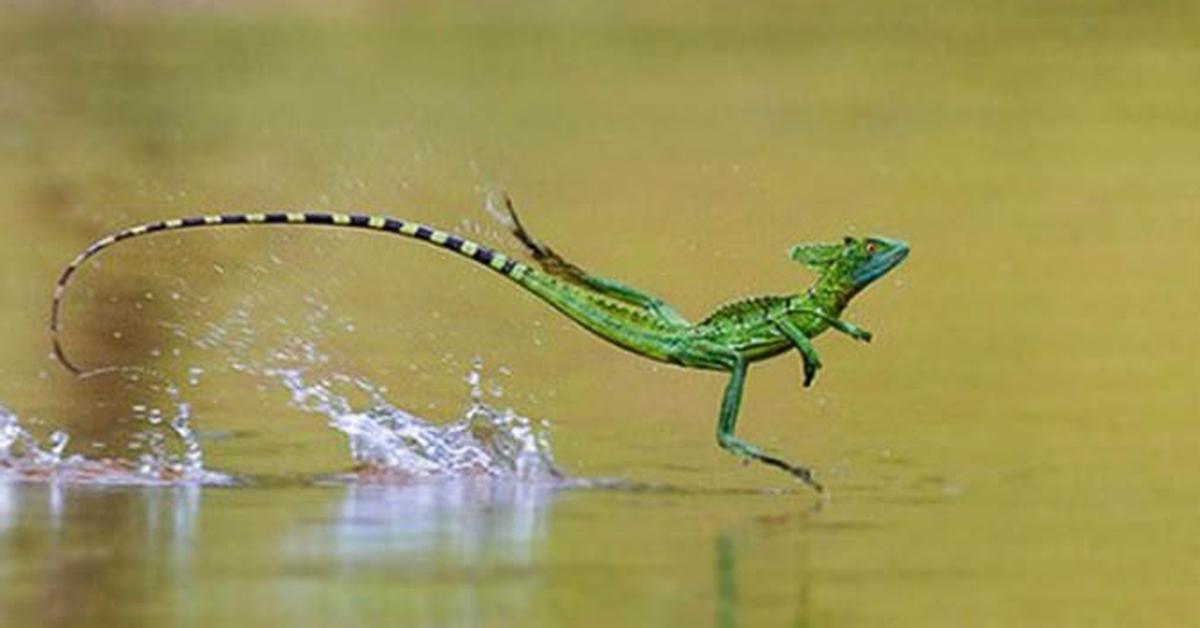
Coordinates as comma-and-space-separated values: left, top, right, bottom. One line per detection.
865, 242, 877, 254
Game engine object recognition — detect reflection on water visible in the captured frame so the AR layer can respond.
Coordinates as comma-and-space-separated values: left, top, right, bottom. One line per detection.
0, 478, 825, 628
0, 483, 202, 627
290, 479, 555, 567
0, 479, 562, 627
716, 534, 737, 628
0, 480, 18, 536
0, 482, 201, 560
0, 477, 557, 574
716, 511, 815, 628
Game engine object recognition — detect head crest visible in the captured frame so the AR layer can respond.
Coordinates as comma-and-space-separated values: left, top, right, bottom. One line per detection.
788, 242, 842, 269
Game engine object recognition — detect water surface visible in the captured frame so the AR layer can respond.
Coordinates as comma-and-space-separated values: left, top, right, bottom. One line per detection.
0, 2, 1197, 626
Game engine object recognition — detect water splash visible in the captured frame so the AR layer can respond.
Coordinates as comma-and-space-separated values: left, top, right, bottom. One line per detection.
0, 400, 227, 485
265, 355, 562, 481
0, 349, 561, 485
2, 294, 564, 485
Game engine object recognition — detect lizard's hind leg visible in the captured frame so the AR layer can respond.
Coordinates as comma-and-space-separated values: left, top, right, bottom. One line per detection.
707, 347, 823, 492
496, 195, 691, 327
494, 193, 591, 283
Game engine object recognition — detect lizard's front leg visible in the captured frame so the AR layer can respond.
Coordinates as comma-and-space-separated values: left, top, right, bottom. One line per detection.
827, 318, 873, 343
772, 317, 823, 387
794, 307, 873, 343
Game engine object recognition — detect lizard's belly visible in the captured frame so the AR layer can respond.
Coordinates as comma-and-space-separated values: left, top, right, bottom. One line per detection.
736, 336, 794, 361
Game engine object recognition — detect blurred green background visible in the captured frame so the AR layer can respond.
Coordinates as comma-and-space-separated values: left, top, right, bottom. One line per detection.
0, 1, 1197, 626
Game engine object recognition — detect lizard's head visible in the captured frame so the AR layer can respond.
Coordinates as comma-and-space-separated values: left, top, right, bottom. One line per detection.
789, 235, 909, 291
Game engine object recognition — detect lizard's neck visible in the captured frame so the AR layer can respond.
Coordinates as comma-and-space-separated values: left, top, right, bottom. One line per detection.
798, 271, 857, 316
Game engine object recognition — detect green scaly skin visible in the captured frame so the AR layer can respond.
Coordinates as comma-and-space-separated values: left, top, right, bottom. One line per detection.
49, 198, 908, 492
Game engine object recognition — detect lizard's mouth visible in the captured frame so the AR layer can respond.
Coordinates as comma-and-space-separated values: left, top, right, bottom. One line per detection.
852, 237, 909, 287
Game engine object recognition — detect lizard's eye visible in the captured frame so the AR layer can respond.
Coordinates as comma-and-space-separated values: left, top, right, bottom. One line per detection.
865, 242, 877, 254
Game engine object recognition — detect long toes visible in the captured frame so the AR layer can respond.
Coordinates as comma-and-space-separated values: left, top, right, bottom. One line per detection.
789, 466, 824, 492
762, 455, 823, 492
748, 451, 824, 493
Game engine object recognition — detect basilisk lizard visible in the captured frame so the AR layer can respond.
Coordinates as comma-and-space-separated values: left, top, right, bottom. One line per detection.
49, 197, 908, 491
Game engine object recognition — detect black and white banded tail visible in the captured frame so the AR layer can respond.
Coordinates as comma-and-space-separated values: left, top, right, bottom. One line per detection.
50, 211, 529, 375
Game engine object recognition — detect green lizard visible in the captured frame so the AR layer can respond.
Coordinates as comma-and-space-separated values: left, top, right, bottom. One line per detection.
49, 197, 908, 491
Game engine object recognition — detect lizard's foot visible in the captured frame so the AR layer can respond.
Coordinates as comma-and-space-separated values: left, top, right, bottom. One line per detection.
802, 357, 822, 387
488, 193, 541, 252
492, 194, 589, 280
487, 192, 549, 256
718, 434, 824, 493
840, 321, 873, 343
755, 453, 824, 493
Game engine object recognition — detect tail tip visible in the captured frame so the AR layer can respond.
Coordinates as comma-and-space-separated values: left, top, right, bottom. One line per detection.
51, 342, 83, 377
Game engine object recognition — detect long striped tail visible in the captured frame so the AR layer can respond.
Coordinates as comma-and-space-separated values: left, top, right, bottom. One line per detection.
50, 211, 531, 375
